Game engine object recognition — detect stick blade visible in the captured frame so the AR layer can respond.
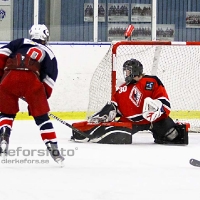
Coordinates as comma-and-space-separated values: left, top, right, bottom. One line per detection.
124, 24, 134, 39
189, 158, 200, 167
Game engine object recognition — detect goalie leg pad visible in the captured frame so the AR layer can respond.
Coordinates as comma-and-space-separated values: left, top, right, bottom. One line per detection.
165, 128, 178, 141
154, 125, 188, 145
151, 117, 188, 145
172, 123, 188, 145
151, 117, 176, 141
95, 126, 132, 144
71, 121, 132, 144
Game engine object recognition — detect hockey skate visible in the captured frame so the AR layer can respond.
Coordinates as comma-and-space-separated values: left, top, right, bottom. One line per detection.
0, 126, 11, 159
46, 143, 65, 167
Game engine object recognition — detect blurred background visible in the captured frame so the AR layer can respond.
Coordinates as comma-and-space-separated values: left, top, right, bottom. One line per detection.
0, 0, 199, 42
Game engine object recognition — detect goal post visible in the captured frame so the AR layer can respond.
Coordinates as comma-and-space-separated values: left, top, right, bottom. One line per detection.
87, 40, 200, 132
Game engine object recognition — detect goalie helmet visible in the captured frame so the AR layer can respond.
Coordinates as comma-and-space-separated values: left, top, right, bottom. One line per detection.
123, 59, 143, 85
29, 24, 49, 44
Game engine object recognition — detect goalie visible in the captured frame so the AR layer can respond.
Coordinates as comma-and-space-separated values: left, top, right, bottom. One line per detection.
72, 59, 189, 145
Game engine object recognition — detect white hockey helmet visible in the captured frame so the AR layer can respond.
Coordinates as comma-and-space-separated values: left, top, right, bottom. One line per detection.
29, 24, 49, 43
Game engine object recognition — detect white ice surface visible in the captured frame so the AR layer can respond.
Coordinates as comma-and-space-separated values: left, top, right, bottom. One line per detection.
0, 120, 200, 200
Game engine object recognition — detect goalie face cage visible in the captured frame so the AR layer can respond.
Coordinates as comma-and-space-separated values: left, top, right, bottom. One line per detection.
87, 41, 200, 132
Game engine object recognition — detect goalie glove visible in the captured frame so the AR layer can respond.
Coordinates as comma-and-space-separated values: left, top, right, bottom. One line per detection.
142, 97, 164, 122
87, 102, 117, 123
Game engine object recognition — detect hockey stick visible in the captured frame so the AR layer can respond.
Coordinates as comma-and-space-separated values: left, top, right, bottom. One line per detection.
124, 24, 134, 40
189, 158, 200, 167
48, 113, 93, 139
20, 97, 92, 139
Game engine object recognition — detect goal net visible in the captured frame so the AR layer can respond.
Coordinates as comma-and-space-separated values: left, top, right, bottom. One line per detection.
87, 41, 200, 132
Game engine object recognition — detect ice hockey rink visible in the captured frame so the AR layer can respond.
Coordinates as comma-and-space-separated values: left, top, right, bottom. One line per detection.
1, 120, 200, 200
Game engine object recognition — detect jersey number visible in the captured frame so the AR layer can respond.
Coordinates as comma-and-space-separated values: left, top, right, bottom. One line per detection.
27, 47, 44, 62
119, 86, 127, 93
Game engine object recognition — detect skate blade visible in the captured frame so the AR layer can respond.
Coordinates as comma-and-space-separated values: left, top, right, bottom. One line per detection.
0, 140, 8, 160
57, 160, 65, 167
0, 152, 7, 161
55, 157, 65, 167
1, 140, 7, 151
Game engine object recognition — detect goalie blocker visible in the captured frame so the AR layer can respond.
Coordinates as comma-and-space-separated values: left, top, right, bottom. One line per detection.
71, 120, 189, 145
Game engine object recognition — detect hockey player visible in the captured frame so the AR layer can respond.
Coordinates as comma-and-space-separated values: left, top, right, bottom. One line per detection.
0, 24, 64, 164
72, 59, 188, 145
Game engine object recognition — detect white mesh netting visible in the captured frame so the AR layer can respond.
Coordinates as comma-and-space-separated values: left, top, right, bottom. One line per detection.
87, 41, 200, 132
